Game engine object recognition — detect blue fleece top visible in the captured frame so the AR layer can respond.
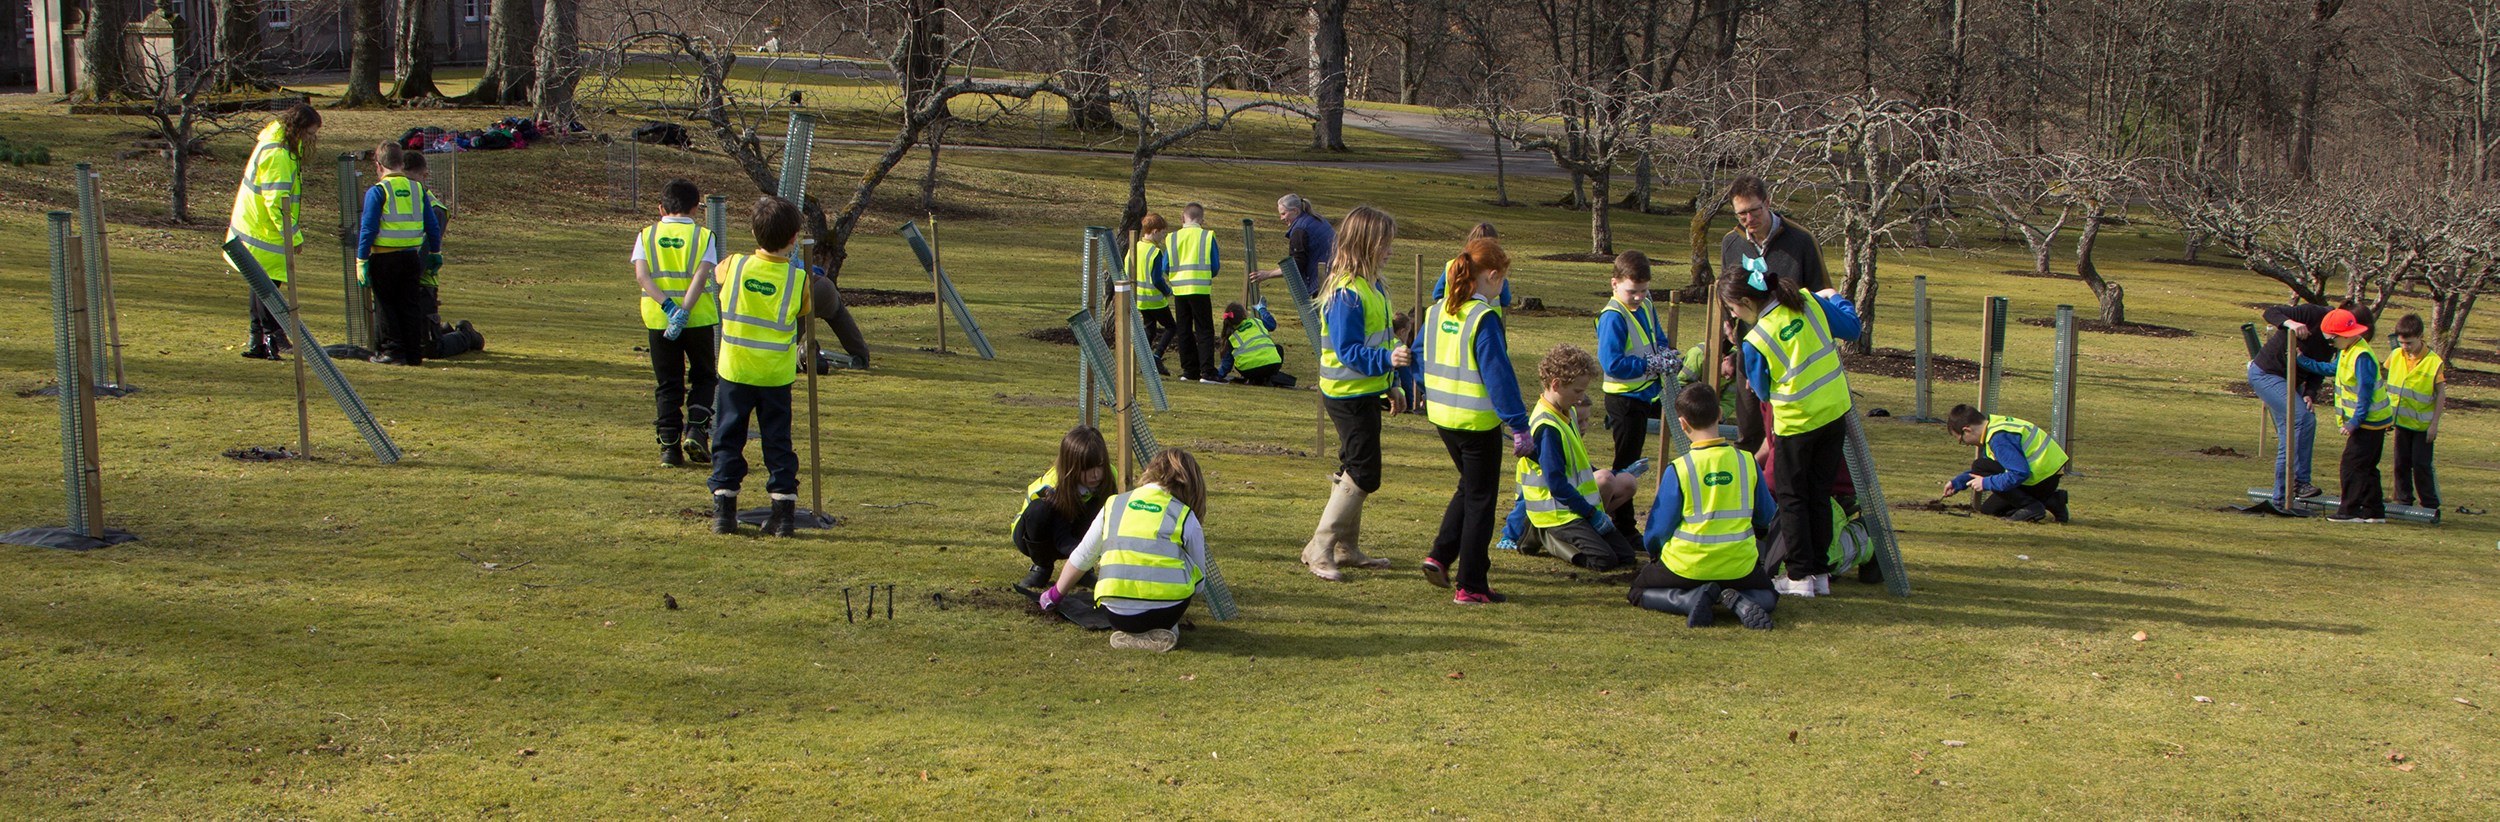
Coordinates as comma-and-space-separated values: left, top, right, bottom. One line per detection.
1597, 303, 1665, 402
1642, 441, 1779, 557
1533, 424, 1602, 522
1952, 430, 2040, 493
1287, 212, 1334, 295
1742, 292, 1865, 401
2346, 347, 2381, 429
1322, 282, 1415, 398
356, 175, 445, 260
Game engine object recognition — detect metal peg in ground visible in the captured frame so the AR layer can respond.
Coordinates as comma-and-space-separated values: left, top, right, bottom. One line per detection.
844, 588, 853, 623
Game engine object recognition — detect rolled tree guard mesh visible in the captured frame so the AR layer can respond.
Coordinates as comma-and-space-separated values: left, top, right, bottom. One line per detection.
776, 112, 817, 203
896, 221, 996, 358
73, 163, 112, 385
1091, 229, 1169, 411
1841, 405, 1911, 596
48, 212, 97, 535
223, 238, 405, 464
334, 153, 375, 352
1198, 557, 1239, 621
2051, 304, 2079, 463
1080, 227, 1101, 425
1068, 308, 1162, 462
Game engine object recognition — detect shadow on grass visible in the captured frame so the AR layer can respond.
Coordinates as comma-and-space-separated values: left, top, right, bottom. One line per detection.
1182, 623, 1515, 659
1823, 562, 2372, 637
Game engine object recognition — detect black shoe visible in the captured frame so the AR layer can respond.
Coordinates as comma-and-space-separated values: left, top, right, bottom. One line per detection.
763, 499, 796, 537
1685, 583, 1720, 628
1858, 561, 1884, 585
1020, 564, 1054, 589
2005, 503, 2048, 523
240, 344, 274, 360
458, 320, 483, 352
712, 494, 739, 534
683, 408, 713, 465
1720, 588, 1775, 630
661, 440, 684, 467
2294, 481, 2324, 499
2045, 489, 2070, 523
370, 353, 406, 366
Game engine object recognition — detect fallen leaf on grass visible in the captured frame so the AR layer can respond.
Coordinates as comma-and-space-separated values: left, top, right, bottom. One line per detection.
1943, 740, 1967, 747
2192, 696, 2214, 703
919, 770, 929, 781
517, 748, 536, 757
1788, 730, 1799, 743
1447, 671, 1464, 679
2387, 751, 2407, 762
2132, 631, 2148, 642
2396, 763, 2416, 772
2457, 698, 2479, 708
1179, 675, 1195, 681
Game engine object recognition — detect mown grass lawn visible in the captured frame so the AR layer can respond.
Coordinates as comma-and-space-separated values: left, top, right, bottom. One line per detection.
0, 98, 2494, 818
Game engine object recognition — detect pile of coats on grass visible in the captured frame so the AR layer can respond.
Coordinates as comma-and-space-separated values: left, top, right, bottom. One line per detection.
396, 118, 589, 153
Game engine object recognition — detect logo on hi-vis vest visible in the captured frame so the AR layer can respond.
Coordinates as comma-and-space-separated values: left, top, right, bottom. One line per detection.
1127, 500, 1164, 513
1778, 318, 1805, 341
1702, 471, 1735, 486
657, 237, 686, 250
1440, 319, 1462, 334
743, 278, 778, 296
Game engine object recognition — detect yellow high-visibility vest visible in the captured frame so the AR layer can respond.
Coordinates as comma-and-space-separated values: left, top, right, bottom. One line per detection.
636, 221, 720, 330
1091, 486, 1200, 604
226, 120, 303, 282
715, 253, 804, 387
1598, 298, 1659, 395
1130, 241, 1169, 310
2335, 344, 2394, 430
2386, 347, 2444, 431
371, 174, 428, 251
1317, 277, 1394, 398
1228, 321, 1282, 370
1743, 290, 1852, 435
1517, 400, 1599, 529
1165, 226, 1216, 296
1423, 298, 1500, 431
1983, 415, 2068, 483
1663, 442, 1758, 580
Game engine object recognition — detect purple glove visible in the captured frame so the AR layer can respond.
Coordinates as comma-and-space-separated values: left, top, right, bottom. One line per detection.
1512, 431, 1537, 458
1036, 586, 1063, 610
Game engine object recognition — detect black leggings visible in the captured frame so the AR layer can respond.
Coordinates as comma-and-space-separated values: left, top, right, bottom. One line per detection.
1324, 394, 1385, 493
1104, 599, 1189, 632
1429, 426, 1506, 594
1972, 461, 2062, 517
1012, 496, 1107, 564
1238, 362, 1282, 386
1603, 392, 1661, 472
2339, 426, 2386, 519
1769, 419, 1845, 579
369, 248, 428, 365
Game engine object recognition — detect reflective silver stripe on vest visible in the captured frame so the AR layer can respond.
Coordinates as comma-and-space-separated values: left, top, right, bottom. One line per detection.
230, 230, 291, 254
1319, 364, 1368, 381
1670, 528, 1752, 545
1097, 502, 1190, 586
1235, 340, 1276, 358
2387, 384, 2434, 404
1763, 365, 1845, 402
242, 143, 295, 194
2396, 407, 2434, 423
377, 182, 424, 239
1365, 329, 1393, 347
722, 258, 799, 332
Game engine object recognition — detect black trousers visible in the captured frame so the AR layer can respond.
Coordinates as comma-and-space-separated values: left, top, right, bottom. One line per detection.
2338, 426, 2387, 518
1141, 306, 1177, 364
1238, 362, 1282, 386
1012, 496, 1108, 564
1970, 458, 2063, 517
1429, 426, 1506, 594
247, 291, 292, 351
368, 248, 428, 365
1104, 599, 1189, 633
1173, 294, 1215, 380
1603, 392, 1661, 471
648, 325, 719, 442
1324, 393, 1385, 493
1625, 559, 1775, 602
1769, 419, 1846, 579
709, 380, 797, 496
2391, 426, 2439, 508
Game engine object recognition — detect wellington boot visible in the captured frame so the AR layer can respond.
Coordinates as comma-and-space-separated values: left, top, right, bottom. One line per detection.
2045, 489, 2070, 523
660, 440, 684, 467
1301, 476, 1355, 581
683, 407, 714, 465
712, 493, 740, 535
1019, 563, 1055, 590
1719, 587, 1776, 629
763, 499, 797, 537
1636, 584, 1719, 627
1329, 480, 1391, 570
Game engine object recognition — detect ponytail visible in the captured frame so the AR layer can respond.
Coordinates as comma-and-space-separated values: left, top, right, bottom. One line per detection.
1719, 267, 1807, 316
1446, 237, 1508, 317
1142, 449, 1207, 521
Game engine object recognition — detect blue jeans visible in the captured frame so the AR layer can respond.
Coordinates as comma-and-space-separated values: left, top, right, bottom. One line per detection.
2246, 361, 2315, 487
709, 380, 798, 496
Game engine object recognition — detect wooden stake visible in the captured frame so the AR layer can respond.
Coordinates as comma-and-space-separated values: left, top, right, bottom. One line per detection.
2280, 322, 2299, 506
930, 213, 947, 353
1114, 232, 1135, 488
67, 236, 105, 535
284, 211, 310, 458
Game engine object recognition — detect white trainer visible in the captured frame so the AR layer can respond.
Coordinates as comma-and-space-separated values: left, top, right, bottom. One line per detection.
1773, 576, 1816, 598
1110, 628, 1180, 652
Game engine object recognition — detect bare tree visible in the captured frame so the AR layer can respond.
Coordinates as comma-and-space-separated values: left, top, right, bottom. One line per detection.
122, 43, 262, 223
1087, 41, 1311, 235
1772, 91, 1985, 352
2069, 154, 2142, 324
2152, 168, 2338, 305
1972, 149, 2075, 280
1309, 0, 1351, 151
457, 0, 538, 104
340, 0, 389, 105
393, 0, 444, 99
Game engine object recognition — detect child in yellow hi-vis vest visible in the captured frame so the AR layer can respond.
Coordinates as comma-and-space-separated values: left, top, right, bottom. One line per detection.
1512, 344, 1642, 575
634, 179, 722, 467
2386, 314, 2445, 511
1627, 383, 1780, 629
1039, 449, 1213, 653
707, 197, 810, 537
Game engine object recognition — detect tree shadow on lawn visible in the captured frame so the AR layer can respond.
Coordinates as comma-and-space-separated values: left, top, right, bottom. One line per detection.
1180, 622, 1515, 660
1829, 562, 2371, 637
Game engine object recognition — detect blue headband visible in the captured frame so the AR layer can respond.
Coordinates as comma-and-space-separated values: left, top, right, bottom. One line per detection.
1742, 255, 1769, 291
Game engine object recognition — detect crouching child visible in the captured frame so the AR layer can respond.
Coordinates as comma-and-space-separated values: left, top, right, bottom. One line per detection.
1515, 344, 1644, 572
1942, 404, 2069, 523
1037, 449, 1213, 653
1628, 383, 1780, 628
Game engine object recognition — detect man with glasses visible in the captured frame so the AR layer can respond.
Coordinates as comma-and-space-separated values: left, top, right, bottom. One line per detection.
1719, 175, 1830, 293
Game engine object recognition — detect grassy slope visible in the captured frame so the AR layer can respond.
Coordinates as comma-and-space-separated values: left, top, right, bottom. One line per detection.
0, 101, 2495, 819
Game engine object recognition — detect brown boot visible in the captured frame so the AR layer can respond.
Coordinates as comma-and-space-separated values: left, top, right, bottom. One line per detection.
1330, 478, 1391, 569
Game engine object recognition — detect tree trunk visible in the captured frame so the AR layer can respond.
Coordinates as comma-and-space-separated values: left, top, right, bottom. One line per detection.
2075, 209, 2124, 324
214, 0, 264, 91
2183, 230, 2205, 262
1623, 150, 1652, 212
1121, 150, 1155, 239
1492, 135, 1510, 205
81, 0, 130, 100
1397, 36, 1419, 106
1587, 165, 1614, 255
457, 0, 537, 104
2434, 291, 2477, 363
902, 0, 948, 117
1308, 0, 1350, 151
919, 120, 946, 213
2029, 229, 2055, 277
2290, 0, 2346, 181
168, 135, 192, 223
530, 0, 578, 123
339, 0, 388, 105
392, 0, 442, 99
1687, 193, 1718, 290
1842, 227, 1879, 354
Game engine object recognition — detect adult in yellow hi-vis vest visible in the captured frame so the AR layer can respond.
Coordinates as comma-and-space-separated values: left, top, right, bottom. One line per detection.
1421, 238, 1535, 603
634, 179, 724, 468
1724, 256, 1861, 598
1942, 405, 2070, 524
1164, 203, 1224, 382
227, 104, 321, 359
1039, 450, 1214, 653
2385, 313, 2445, 510
355, 143, 446, 367
2321, 307, 2392, 522
706, 198, 812, 538
1301, 207, 1413, 583
1628, 383, 1779, 629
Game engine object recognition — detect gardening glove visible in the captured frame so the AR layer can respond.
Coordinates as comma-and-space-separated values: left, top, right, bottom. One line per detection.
1036, 586, 1064, 610
425, 252, 443, 278
1623, 457, 1651, 477
1592, 510, 1616, 535
1511, 430, 1537, 459
1645, 349, 1685, 377
664, 301, 690, 340
354, 258, 369, 287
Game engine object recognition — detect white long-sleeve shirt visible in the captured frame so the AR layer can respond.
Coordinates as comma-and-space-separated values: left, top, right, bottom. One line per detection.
1066, 482, 1209, 615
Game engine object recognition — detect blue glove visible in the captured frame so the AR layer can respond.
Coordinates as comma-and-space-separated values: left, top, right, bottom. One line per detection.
660, 297, 679, 315
1623, 457, 1651, 477
664, 306, 689, 340
1591, 510, 1616, 535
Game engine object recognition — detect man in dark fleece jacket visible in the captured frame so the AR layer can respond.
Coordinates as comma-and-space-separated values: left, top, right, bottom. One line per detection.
1719, 175, 1831, 294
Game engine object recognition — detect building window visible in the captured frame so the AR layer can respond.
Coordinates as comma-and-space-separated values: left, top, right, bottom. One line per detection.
462, 0, 481, 22
268, 1, 290, 28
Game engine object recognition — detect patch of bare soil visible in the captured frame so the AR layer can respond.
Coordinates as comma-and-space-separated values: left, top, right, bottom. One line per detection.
1536, 252, 1618, 264
2146, 257, 2244, 269
1840, 347, 1979, 383
2448, 368, 2500, 390
1022, 324, 1114, 347
2448, 347, 2500, 366
992, 392, 1078, 408
2221, 381, 2257, 398
2018, 317, 2194, 338
1513, 298, 1594, 318
2197, 446, 2248, 457
1999, 268, 2082, 281
1185, 440, 1310, 457
843, 288, 938, 308
1893, 498, 1976, 515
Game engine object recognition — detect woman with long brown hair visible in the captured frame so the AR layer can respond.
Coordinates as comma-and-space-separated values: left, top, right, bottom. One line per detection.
1011, 426, 1118, 589
227, 103, 321, 359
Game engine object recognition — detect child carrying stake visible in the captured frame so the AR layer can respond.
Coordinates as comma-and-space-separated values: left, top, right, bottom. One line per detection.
1940, 404, 2070, 523
1301, 206, 1410, 582
1723, 261, 1860, 598
1013, 426, 1119, 589
1217, 301, 1289, 386
355, 142, 445, 367
1420, 238, 1536, 601
1629, 383, 1778, 629
633, 179, 721, 467
707, 197, 811, 537
1037, 449, 1215, 653
2385, 314, 2445, 511
2323, 306, 2393, 523
1514, 344, 1643, 573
